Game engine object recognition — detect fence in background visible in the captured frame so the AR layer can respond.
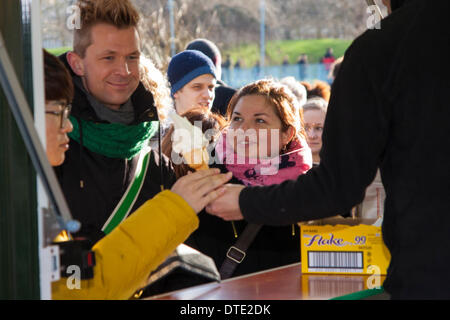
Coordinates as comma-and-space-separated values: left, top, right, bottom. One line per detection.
224, 63, 333, 89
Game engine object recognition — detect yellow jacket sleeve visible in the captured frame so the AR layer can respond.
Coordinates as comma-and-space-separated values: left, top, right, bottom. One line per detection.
51, 190, 198, 300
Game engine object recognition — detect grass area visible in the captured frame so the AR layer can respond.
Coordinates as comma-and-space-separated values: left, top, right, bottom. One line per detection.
45, 38, 353, 67
46, 46, 72, 56
224, 38, 353, 67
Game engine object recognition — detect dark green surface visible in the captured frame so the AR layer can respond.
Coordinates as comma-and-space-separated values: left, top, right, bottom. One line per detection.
331, 287, 385, 300
0, 0, 40, 299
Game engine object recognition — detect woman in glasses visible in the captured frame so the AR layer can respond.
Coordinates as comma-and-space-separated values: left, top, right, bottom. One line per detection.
44, 50, 74, 166
43, 50, 231, 299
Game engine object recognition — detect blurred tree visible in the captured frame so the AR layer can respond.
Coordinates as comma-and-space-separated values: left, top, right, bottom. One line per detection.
40, 0, 381, 69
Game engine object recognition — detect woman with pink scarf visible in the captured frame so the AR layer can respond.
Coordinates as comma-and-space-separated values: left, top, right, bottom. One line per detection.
185, 79, 312, 279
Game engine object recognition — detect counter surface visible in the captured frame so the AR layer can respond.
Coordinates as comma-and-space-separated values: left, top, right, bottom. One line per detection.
148, 263, 385, 300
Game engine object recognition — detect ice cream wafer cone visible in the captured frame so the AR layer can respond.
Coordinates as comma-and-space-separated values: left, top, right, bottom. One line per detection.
190, 162, 210, 171
169, 112, 210, 171
183, 148, 209, 171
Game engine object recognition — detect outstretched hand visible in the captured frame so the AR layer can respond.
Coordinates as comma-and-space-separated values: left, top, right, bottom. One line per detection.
205, 184, 246, 221
171, 169, 233, 213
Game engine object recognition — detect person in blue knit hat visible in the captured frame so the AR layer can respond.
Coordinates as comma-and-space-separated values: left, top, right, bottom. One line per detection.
185, 38, 237, 117
168, 50, 217, 115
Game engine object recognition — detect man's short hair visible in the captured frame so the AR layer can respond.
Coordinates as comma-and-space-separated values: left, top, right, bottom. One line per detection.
73, 0, 140, 58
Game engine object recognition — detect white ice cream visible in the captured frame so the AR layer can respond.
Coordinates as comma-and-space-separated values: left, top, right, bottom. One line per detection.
169, 112, 209, 155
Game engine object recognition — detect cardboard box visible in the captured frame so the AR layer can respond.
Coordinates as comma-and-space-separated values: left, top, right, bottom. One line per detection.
300, 217, 391, 275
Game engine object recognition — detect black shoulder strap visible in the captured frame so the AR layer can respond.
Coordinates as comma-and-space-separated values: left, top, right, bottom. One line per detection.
219, 223, 263, 280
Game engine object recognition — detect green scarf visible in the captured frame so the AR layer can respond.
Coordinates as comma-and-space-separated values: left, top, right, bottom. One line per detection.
68, 116, 158, 160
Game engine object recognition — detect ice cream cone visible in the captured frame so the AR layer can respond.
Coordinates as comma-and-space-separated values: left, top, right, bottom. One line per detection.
183, 148, 209, 171
169, 112, 211, 171
189, 162, 210, 171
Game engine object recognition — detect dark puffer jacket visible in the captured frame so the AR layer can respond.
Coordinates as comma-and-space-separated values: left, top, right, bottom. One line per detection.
55, 53, 176, 243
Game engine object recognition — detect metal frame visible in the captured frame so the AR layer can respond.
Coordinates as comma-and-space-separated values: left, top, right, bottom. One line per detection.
0, 32, 79, 237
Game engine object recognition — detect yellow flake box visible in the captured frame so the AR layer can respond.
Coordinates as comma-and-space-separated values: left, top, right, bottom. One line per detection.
300, 220, 391, 275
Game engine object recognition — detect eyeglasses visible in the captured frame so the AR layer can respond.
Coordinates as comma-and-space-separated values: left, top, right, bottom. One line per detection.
45, 102, 72, 129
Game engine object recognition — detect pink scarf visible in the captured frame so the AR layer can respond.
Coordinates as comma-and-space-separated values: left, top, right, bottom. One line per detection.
215, 132, 312, 186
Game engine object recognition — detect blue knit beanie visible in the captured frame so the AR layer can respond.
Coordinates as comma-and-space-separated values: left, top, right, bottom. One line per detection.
168, 50, 217, 96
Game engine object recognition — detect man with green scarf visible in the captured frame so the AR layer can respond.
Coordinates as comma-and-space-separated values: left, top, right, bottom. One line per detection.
54, 0, 177, 242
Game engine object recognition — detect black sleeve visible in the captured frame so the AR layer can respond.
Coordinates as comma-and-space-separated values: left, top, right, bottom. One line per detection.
239, 39, 390, 226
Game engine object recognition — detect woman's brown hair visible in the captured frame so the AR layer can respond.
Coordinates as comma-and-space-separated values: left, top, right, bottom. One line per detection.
300, 80, 331, 102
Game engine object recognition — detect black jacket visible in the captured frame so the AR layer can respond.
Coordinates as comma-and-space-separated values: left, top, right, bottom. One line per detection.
211, 80, 236, 116
239, 0, 450, 299
55, 53, 177, 242
391, 0, 411, 11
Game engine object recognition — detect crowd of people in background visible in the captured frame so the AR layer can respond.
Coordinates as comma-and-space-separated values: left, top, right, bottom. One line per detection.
41, 0, 349, 299
42, 0, 341, 295
221, 47, 338, 83
39, 0, 450, 300
222, 47, 337, 70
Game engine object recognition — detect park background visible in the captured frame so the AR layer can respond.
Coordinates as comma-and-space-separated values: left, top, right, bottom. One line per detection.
42, 0, 388, 87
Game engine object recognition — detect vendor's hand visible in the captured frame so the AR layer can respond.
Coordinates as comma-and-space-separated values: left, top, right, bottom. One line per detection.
171, 168, 232, 213
205, 184, 245, 221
